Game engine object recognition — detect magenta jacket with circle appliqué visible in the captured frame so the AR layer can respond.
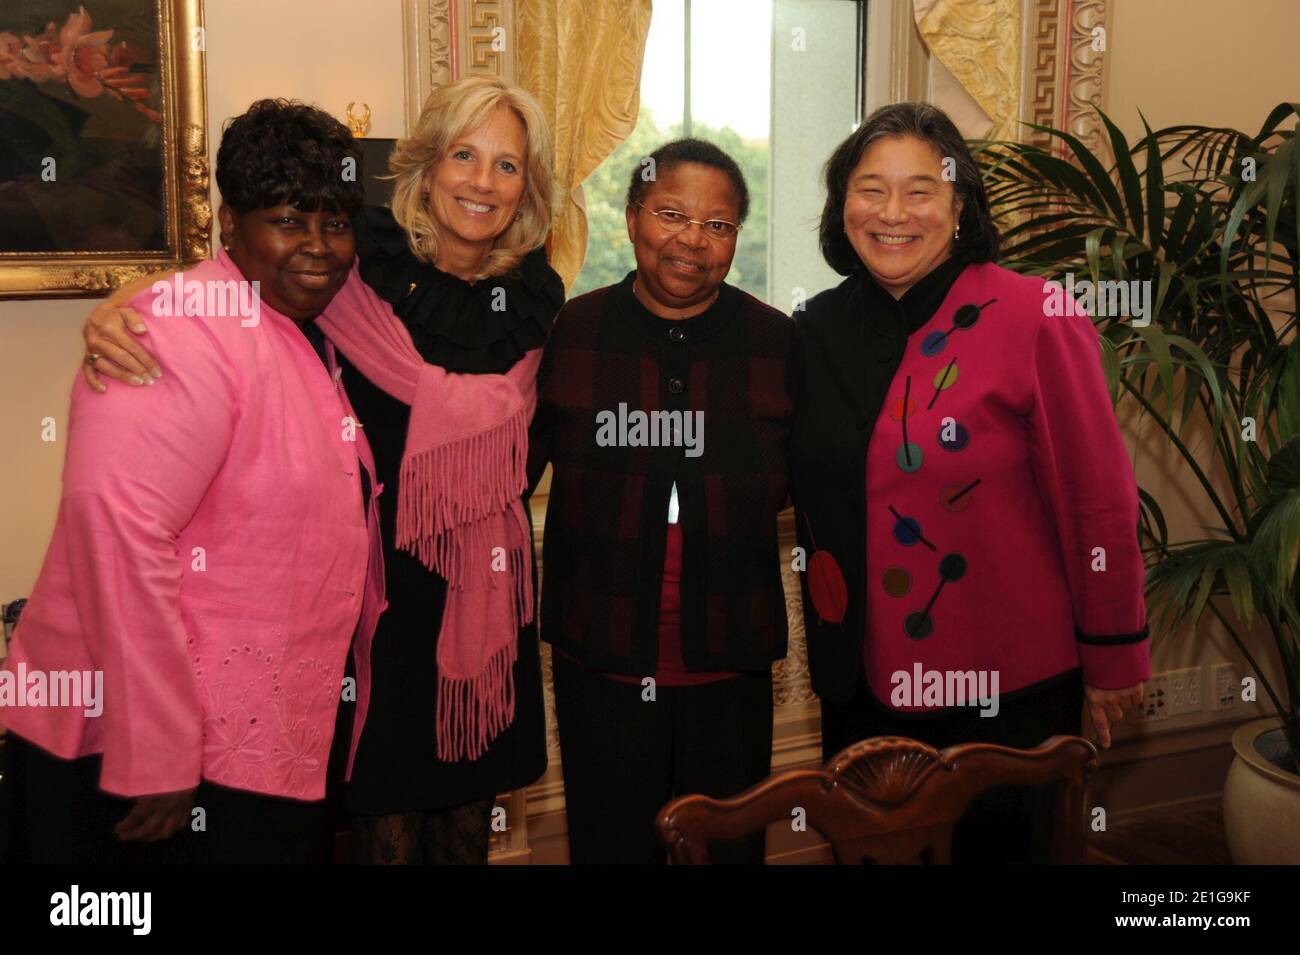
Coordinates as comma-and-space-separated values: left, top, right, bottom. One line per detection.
858, 262, 1149, 709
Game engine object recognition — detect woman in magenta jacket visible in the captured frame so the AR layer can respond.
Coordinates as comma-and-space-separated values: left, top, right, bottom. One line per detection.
790, 102, 1149, 863
1, 101, 384, 864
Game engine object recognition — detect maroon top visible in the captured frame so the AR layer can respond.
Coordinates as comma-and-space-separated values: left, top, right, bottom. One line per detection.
561, 523, 742, 686
604, 523, 740, 686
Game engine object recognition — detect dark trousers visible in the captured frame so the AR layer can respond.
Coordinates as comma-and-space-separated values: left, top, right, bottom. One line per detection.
820, 670, 1085, 864
552, 652, 774, 865
2, 734, 333, 865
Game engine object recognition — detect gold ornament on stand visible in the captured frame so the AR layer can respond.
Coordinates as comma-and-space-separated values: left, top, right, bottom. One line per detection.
345, 102, 372, 137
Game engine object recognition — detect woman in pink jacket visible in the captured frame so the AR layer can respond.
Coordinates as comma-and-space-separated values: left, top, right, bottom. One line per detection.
0, 100, 385, 864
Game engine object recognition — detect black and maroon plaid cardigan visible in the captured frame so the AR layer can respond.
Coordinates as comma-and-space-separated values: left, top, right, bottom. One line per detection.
527, 273, 797, 674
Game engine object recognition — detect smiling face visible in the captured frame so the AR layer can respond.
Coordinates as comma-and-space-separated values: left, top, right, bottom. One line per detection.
219, 203, 354, 323
423, 104, 528, 276
625, 162, 741, 318
842, 134, 963, 298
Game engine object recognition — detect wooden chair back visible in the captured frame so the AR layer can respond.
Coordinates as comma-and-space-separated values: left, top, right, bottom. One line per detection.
655, 735, 1099, 864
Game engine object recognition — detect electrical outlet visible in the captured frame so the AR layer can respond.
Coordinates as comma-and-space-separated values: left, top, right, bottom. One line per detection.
1164, 666, 1202, 717
1132, 673, 1169, 722
1212, 663, 1241, 711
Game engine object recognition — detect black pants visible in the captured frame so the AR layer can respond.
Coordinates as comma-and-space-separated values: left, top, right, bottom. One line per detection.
819, 670, 1085, 864
2, 734, 333, 865
552, 653, 773, 865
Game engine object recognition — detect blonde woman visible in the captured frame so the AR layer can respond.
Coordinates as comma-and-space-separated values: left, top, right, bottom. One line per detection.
81, 77, 564, 865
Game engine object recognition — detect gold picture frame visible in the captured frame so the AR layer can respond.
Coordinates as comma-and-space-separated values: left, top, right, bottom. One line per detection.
0, 0, 210, 299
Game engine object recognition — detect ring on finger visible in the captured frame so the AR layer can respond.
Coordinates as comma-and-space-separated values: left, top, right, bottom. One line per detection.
84, 352, 103, 367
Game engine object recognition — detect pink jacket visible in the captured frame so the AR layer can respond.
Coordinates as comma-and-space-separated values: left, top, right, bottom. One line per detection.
1, 251, 386, 801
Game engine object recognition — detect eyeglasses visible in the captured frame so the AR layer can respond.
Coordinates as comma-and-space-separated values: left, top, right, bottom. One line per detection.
633, 202, 741, 240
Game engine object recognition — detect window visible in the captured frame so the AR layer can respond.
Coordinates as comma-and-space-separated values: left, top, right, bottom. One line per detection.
571, 0, 868, 309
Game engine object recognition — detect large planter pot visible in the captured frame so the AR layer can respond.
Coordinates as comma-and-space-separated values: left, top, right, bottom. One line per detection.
1223, 718, 1300, 864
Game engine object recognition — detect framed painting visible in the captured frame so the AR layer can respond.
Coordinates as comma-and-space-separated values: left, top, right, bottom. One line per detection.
0, 0, 209, 298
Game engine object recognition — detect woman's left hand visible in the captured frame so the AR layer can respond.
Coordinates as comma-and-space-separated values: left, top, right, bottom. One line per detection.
1085, 683, 1144, 749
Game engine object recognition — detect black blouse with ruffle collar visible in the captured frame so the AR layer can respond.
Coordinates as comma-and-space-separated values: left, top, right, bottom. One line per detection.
351, 204, 565, 374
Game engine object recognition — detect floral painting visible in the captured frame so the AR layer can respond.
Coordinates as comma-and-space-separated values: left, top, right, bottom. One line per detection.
0, 1, 209, 298
0, 1, 166, 256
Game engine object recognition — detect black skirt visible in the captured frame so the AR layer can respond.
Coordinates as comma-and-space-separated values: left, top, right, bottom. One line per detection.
341, 539, 548, 814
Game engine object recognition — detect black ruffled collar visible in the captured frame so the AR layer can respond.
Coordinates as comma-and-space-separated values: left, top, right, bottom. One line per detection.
353, 204, 565, 374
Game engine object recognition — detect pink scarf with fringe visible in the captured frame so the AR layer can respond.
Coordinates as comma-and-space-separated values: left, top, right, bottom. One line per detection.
317, 265, 538, 762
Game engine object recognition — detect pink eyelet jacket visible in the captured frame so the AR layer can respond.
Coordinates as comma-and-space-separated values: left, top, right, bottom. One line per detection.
0, 250, 386, 801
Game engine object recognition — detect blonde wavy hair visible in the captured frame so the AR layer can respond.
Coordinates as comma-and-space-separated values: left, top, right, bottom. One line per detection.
388, 76, 554, 281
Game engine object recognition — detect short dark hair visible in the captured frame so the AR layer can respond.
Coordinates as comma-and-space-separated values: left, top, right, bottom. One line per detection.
625, 137, 750, 223
819, 101, 1000, 276
216, 99, 364, 218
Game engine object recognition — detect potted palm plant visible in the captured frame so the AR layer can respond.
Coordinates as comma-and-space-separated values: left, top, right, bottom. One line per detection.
975, 103, 1299, 863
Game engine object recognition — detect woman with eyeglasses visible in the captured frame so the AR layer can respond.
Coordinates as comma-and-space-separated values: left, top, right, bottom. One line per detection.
528, 138, 797, 865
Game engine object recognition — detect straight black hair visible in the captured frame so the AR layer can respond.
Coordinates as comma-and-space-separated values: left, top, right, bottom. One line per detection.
819, 101, 1000, 276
